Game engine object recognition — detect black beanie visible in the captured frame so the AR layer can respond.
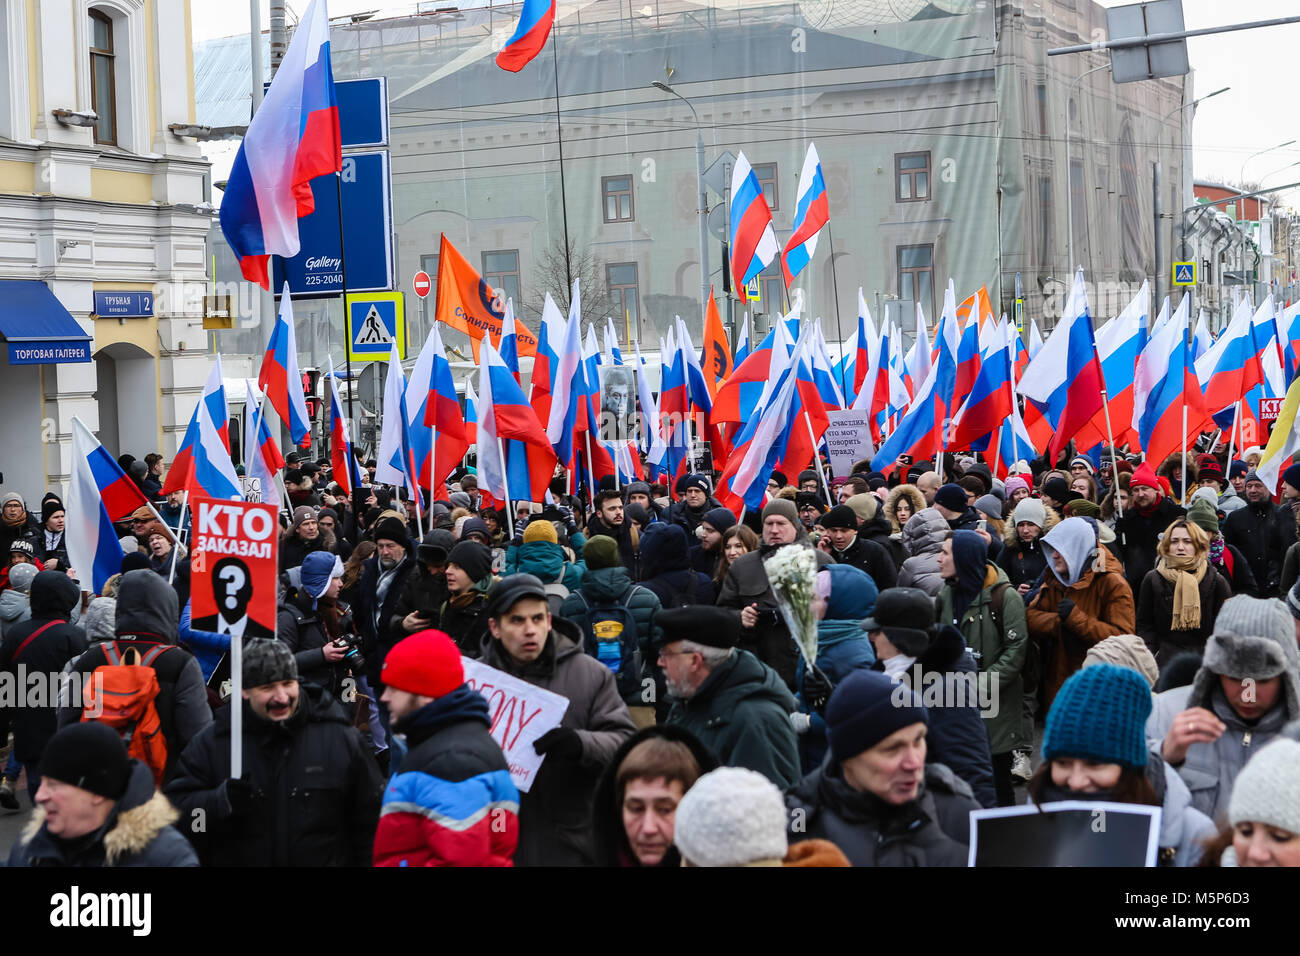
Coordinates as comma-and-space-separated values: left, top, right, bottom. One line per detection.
39, 723, 131, 799
701, 507, 736, 534
824, 670, 929, 765
819, 505, 859, 530
41, 499, 65, 525
120, 552, 152, 574
372, 516, 410, 548
447, 540, 493, 583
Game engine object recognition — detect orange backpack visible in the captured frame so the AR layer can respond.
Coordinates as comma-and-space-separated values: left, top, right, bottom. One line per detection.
81, 642, 170, 786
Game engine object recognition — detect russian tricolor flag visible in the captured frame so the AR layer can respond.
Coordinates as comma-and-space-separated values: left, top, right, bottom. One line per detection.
729, 152, 779, 301
166, 397, 243, 502
496, 0, 556, 73
243, 380, 285, 510
66, 418, 153, 593
1075, 281, 1147, 451
219, 0, 340, 289
478, 340, 557, 503
1196, 295, 1264, 425
781, 143, 829, 287
259, 285, 312, 446
1134, 295, 1209, 467
325, 368, 360, 497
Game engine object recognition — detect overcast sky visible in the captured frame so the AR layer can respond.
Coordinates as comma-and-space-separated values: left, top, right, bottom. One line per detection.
192, 0, 1300, 204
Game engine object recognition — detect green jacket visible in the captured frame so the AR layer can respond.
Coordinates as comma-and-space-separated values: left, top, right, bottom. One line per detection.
935, 565, 1030, 755
666, 649, 800, 789
559, 566, 661, 704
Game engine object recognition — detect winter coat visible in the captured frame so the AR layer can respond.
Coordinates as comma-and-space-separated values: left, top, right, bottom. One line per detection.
0, 586, 30, 638
884, 484, 927, 534
1281, 540, 1300, 598
390, 562, 450, 632
717, 542, 832, 692
1115, 497, 1187, 595
7, 761, 197, 867
505, 539, 587, 590
590, 724, 719, 867
897, 508, 950, 597
785, 760, 980, 867
936, 565, 1030, 755
997, 508, 1058, 591
1275, 498, 1299, 550
437, 590, 491, 658
795, 618, 875, 775
637, 523, 715, 607
830, 534, 898, 592
1135, 566, 1231, 668
1221, 499, 1284, 597
665, 648, 801, 789
0, 515, 41, 557
1146, 671, 1299, 823
166, 682, 381, 866
375, 685, 519, 866
0, 572, 87, 763
667, 496, 721, 539
37, 528, 67, 569
59, 571, 212, 783
1212, 543, 1256, 598
279, 527, 338, 571
276, 590, 354, 698
874, 626, 997, 809
559, 566, 661, 705
1026, 550, 1135, 711
478, 617, 636, 866
177, 599, 228, 683
354, 553, 416, 686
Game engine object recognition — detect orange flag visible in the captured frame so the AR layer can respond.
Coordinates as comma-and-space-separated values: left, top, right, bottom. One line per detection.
433, 234, 506, 361
701, 286, 732, 398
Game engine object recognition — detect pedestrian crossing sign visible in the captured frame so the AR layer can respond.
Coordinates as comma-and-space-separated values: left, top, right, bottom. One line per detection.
746, 278, 761, 304
1172, 261, 1196, 286
346, 291, 405, 362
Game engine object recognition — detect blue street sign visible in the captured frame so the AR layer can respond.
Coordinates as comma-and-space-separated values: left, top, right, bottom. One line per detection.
8, 341, 91, 364
272, 150, 394, 297
265, 77, 389, 149
93, 290, 153, 317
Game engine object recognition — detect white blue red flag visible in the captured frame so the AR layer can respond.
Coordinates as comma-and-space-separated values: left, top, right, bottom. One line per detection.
781, 143, 829, 287
729, 152, 779, 302
67, 418, 152, 593
258, 285, 312, 446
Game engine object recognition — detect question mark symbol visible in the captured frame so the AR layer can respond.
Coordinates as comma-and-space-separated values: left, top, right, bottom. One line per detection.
218, 565, 246, 612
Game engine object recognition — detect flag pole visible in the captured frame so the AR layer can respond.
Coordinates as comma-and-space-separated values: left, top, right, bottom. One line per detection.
583, 430, 598, 504
804, 410, 834, 508
168, 491, 188, 586
334, 177, 357, 428
497, 436, 514, 540
1099, 390, 1124, 519
1226, 400, 1241, 467
825, 221, 849, 400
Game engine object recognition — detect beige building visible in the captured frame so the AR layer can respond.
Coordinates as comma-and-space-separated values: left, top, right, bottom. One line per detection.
0, 0, 212, 503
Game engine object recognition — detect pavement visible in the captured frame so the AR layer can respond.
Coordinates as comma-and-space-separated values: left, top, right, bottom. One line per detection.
0, 765, 36, 858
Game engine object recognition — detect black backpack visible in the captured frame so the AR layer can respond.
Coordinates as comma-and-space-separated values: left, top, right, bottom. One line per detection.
572, 585, 645, 699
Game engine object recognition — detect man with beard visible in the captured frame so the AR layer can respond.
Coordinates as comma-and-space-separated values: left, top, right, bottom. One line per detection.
374, 630, 518, 866
166, 640, 383, 866
667, 474, 720, 539
717, 498, 831, 690
355, 517, 416, 713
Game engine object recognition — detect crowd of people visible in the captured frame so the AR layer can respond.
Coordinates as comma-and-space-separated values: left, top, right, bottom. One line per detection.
0, 441, 1297, 868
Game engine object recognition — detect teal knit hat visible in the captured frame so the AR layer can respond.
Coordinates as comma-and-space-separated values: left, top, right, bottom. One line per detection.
1042, 663, 1152, 768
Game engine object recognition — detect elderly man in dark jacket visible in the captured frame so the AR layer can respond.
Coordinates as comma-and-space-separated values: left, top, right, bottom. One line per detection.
1116, 463, 1187, 595
658, 605, 800, 789
785, 670, 981, 866
864, 588, 997, 809
479, 574, 636, 866
0, 570, 86, 800
166, 639, 383, 866
59, 570, 211, 785
1222, 472, 1287, 597
717, 498, 831, 691
8, 723, 197, 867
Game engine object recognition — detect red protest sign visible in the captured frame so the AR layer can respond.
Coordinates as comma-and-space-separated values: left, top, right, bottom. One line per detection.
1260, 397, 1284, 423
189, 496, 280, 640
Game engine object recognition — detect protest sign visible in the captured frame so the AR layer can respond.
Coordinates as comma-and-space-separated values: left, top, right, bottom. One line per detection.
462, 657, 570, 793
824, 408, 875, 477
969, 801, 1161, 867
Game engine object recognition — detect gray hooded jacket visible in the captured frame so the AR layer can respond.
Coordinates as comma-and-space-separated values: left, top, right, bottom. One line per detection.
1146, 598, 1300, 821
897, 508, 951, 597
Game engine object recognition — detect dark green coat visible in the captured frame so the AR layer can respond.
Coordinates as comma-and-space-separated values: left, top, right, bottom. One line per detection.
935, 565, 1030, 755
559, 566, 661, 704
665, 649, 800, 789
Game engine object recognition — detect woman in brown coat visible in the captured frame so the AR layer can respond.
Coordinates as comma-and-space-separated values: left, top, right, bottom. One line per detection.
1026, 516, 1135, 711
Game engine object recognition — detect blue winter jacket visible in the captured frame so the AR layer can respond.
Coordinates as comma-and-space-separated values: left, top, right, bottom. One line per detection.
504, 539, 587, 590
178, 599, 228, 682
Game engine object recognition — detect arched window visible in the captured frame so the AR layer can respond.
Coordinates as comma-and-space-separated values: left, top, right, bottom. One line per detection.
89, 9, 116, 144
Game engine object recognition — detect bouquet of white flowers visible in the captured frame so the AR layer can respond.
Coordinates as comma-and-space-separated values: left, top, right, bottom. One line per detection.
763, 544, 819, 667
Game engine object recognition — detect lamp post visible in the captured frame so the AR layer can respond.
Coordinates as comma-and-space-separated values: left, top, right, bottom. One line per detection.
1166, 86, 1229, 271
1064, 63, 1110, 276
652, 82, 711, 330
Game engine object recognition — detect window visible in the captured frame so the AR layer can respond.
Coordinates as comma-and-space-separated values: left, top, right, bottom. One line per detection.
602, 175, 634, 223
1035, 84, 1048, 135
481, 250, 520, 306
760, 259, 785, 316
420, 254, 439, 298
1038, 176, 1053, 272
897, 244, 934, 319
753, 163, 778, 210
89, 10, 116, 145
1070, 159, 1089, 269
606, 263, 640, 340
896, 152, 930, 202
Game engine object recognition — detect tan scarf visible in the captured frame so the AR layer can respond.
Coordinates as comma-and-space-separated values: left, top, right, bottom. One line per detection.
1156, 553, 1205, 631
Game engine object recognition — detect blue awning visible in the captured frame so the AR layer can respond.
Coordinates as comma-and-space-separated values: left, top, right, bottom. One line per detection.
0, 280, 93, 365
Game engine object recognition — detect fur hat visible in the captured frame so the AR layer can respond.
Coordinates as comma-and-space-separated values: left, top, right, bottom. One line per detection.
1189, 596, 1300, 717
673, 767, 788, 867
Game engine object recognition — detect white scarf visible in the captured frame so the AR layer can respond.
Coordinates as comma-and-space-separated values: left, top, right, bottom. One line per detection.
882, 654, 917, 680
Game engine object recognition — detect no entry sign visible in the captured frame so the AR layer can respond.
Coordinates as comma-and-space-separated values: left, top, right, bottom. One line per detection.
413, 271, 432, 299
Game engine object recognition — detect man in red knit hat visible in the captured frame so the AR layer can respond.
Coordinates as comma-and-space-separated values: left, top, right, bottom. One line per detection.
1114, 461, 1186, 595
374, 629, 519, 866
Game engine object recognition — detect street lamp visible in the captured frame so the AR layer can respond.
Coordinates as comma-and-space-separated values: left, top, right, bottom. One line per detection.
652, 81, 711, 330
1065, 63, 1110, 275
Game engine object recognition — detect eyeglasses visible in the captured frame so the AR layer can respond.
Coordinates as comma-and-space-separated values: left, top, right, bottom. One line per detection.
658, 649, 699, 659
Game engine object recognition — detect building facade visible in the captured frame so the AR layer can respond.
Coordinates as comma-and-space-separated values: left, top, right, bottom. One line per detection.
0, 0, 211, 503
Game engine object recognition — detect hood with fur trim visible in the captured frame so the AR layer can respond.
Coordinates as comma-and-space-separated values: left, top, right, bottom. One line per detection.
1002, 503, 1061, 546
885, 484, 927, 533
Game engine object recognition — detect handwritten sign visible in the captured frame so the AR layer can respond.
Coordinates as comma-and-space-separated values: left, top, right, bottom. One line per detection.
462, 657, 569, 792
824, 408, 875, 478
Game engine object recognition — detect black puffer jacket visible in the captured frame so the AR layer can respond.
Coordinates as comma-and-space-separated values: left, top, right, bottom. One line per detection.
590, 724, 718, 867
279, 528, 337, 571
276, 589, 354, 698
1116, 497, 1187, 595
354, 553, 416, 686
830, 534, 898, 592
0, 571, 86, 762
1222, 499, 1286, 597
8, 761, 197, 867
667, 496, 721, 539
390, 562, 451, 634
638, 523, 715, 607
0, 514, 41, 557
785, 761, 979, 867
165, 682, 382, 866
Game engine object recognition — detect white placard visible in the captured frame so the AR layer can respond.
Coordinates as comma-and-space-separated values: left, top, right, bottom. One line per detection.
824, 408, 875, 478
461, 657, 570, 793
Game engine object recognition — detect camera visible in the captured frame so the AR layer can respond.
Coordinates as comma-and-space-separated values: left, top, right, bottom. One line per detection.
333, 633, 365, 670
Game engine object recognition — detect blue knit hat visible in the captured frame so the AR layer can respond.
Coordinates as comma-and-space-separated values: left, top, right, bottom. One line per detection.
824, 670, 928, 764
1042, 664, 1152, 769
300, 552, 343, 608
